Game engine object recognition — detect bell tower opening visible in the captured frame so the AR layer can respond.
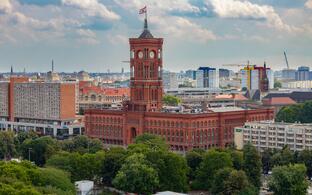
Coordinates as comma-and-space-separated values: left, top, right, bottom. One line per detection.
128, 11, 164, 112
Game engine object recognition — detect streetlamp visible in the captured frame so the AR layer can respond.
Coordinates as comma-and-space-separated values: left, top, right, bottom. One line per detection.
28, 148, 32, 162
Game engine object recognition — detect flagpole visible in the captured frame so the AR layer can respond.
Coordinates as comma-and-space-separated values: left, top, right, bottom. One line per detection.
145, 6, 147, 22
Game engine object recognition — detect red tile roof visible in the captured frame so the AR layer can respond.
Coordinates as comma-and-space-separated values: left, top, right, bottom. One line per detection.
263, 97, 296, 106
80, 84, 130, 97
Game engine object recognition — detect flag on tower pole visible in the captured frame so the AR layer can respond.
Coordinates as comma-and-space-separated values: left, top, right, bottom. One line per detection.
139, 6, 147, 14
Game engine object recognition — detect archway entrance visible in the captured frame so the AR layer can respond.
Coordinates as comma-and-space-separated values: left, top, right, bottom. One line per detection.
130, 127, 137, 142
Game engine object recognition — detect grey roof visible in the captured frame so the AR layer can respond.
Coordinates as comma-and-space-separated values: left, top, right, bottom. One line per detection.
138, 18, 154, 39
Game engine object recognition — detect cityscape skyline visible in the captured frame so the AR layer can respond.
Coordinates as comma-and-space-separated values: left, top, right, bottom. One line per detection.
0, 0, 312, 73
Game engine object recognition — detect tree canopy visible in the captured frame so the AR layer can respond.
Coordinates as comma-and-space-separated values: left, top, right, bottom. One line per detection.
268, 164, 308, 195
162, 95, 181, 106
276, 100, 312, 123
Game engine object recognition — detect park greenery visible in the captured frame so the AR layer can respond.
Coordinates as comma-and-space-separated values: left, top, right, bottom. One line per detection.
162, 95, 181, 106
276, 100, 312, 123
0, 130, 311, 194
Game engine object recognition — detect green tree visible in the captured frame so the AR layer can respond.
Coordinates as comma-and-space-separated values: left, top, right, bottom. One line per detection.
276, 104, 302, 123
229, 150, 243, 170
134, 133, 169, 151
261, 149, 273, 174
100, 147, 127, 186
298, 149, 312, 178
268, 164, 308, 195
61, 135, 102, 154
0, 131, 15, 160
186, 150, 203, 179
14, 131, 38, 155
113, 154, 159, 195
0, 161, 74, 194
46, 151, 105, 182
146, 151, 189, 192
194, 150, 233, 190
211, 168, 250, 195
242, 143, 262, 189
300, 101, 312, 123
274, 81, 282, 88
162, 95, 181, 106
21, 136, 60, 166
270, 146, 294, 167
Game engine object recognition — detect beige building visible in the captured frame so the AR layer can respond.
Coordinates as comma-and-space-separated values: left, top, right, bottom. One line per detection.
235, 121, 312, 151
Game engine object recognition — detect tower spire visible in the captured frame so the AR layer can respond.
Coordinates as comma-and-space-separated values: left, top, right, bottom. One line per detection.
138, 6, 153, 39
52, 59, 54, 72
10, 65, 13, 76
144, 9, 148, 30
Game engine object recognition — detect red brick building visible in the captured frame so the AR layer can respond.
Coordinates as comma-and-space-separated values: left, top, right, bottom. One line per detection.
85, 18, 274, 151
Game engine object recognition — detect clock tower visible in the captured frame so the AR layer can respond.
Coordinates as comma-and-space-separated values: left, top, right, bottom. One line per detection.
128, 17, 163, 112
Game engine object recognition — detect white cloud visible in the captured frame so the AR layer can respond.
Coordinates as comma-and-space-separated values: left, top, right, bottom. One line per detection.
306, 0, 312, 9
107, 34, 128, 45
62, 0, 120, 20
113, 0, 199, 14
207, 0, 294, 32
151, 16, 217, 42
114, 0, 216, 43
76, 29, 99, 45
0, 0, 12, 14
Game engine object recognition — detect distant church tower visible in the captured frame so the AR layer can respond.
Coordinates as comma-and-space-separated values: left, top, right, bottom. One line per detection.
128, 14, 163, 112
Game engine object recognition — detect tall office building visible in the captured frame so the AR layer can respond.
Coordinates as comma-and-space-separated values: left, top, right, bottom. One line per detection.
185, 70, 197, 80
162, 71, 178, 89
296, 66, 310, 81
241, 64, 274, 92
196, 67, 219, 88
282, 69, 296, 80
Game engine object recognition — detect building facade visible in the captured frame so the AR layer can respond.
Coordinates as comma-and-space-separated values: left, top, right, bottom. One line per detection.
163, 71, 178, 89
85, 17, 274, 151
296, 66, 310, 81
196, 67, 219, 89
235, 121, 312, 152
0, 77, 83, 137
241, 64, 273, 91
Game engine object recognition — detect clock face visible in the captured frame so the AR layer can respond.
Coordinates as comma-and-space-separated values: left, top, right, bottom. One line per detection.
149, 51, 155, 59
138, 51, 143, 59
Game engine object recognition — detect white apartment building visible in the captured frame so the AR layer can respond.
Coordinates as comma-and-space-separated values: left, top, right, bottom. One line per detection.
282, 80, 312, 89
235, 121, 312, 152
162, 71, 178, 89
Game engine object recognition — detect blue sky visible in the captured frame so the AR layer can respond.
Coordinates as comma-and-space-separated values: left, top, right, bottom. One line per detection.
0, 0, 312, 72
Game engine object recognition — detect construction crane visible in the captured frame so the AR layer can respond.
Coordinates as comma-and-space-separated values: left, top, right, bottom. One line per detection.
284, 51, 290, 69
222, 60, 256, 68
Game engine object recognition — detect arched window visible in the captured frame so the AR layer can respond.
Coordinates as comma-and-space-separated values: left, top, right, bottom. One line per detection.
91, 94, 96, 101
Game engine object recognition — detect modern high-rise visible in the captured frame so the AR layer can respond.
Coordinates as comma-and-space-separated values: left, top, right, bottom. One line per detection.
163, 71, 178, 89
296, 66, 310, 81
241, 63, 274, 92
196, 67, 219, 88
